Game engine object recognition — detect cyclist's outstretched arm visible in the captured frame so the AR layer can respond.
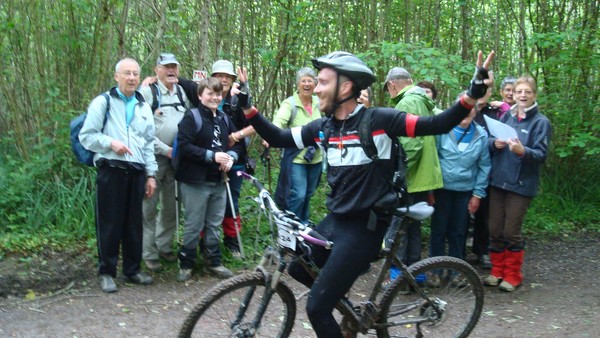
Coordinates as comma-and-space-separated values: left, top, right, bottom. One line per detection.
242, 107, 320, 149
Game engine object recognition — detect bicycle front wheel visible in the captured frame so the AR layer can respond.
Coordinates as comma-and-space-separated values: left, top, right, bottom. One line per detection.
178, 272, 297, 338
377, 256, 484, 338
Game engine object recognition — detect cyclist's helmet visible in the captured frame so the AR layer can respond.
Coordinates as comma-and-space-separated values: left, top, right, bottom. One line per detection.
311, 51, 376, 91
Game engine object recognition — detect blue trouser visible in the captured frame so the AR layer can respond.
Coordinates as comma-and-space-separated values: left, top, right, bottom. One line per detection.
390, 191, 430, 266
471, 189, 490, 256
429, 189, 471, 259
287, 162, 322, 223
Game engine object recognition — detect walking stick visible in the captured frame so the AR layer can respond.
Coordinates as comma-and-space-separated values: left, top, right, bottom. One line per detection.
223, 172, 245, 259
175, 180, 180, 244
260, 146, 272, 191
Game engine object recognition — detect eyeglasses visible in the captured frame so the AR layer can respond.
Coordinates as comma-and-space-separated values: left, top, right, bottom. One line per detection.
119, 71, 140, 77
515, 90, 534, 95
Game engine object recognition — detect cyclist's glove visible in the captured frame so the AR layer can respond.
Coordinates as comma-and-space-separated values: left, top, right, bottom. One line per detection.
232, 82, 252, 109
466, 67, 490, 99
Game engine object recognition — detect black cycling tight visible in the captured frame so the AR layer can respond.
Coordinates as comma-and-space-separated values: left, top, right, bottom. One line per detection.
288, 212, 389, 338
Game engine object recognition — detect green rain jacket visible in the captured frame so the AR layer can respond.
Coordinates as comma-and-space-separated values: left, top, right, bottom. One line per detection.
390, 85, 443, 193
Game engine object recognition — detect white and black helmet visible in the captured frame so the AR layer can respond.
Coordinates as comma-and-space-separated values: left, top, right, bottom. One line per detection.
312, 51, 376, 90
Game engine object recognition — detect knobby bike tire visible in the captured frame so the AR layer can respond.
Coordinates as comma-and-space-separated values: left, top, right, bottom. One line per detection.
178, 272, 297, 338
377, 256, 484, 338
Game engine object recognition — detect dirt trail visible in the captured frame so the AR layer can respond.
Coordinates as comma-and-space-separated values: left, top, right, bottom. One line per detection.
1, 232, 599, 337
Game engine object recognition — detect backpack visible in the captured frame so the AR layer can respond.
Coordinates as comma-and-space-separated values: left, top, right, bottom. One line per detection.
320, 107, 409, 211
150, 83, 185, 113
70, 93, 110, 166
171, 108, 202, 172
171, 108, 234, 172
287, 95, 319, 127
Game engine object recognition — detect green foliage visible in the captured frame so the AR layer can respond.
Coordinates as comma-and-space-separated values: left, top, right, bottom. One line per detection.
359, 41, 472, 106
0, 128, 96, 256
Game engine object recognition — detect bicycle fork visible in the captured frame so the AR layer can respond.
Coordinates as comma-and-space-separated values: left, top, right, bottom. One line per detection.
231, 248, 287, 335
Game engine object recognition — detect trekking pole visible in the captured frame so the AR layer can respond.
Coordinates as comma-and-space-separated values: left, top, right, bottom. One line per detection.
253, 198, 263, 260
175, 180, 180, 244
261, 146, 272, 191
223, 172, 245, 259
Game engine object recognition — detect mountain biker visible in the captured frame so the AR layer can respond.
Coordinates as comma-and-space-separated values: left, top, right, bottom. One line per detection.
240, 50, 495, 338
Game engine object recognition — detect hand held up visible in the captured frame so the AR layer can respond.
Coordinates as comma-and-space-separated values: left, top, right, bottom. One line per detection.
466, 51, 495, 99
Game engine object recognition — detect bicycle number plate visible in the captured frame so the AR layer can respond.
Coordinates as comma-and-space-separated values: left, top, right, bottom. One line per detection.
277, 228, 296, 250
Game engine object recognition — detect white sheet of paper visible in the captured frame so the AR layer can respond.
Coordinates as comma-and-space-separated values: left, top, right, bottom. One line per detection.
484, 115, 518, 141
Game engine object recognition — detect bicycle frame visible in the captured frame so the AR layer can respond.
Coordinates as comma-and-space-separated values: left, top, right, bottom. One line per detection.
239, 171, 442, 335
178, 172, 483, 338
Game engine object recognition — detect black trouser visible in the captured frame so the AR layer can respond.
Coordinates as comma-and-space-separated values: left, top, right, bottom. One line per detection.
288, 212, 389, 338
96, 161, 146, 277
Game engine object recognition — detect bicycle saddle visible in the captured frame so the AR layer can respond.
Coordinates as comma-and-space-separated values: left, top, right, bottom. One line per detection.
397, 201, 434, 221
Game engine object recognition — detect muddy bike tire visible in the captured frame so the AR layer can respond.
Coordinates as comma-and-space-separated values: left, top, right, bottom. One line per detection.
178, 272, 297, 338
377, 256, 484, 338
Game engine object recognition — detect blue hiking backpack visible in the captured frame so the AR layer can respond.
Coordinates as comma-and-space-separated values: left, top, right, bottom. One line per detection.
70, 93, 110, 166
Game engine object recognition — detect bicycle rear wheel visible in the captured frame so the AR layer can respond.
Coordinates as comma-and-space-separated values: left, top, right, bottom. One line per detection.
178, 272, 297, 338
377, 256, 484, 338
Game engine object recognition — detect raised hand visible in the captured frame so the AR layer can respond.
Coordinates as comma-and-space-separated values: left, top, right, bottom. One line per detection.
237, 66, 248, 84
231, 66, 252, 109
467, 51, 495, 99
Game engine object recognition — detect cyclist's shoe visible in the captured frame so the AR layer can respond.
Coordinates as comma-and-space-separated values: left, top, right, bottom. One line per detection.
177, 268, 193, 282
499, 280, 517, 292
145, 259, 162, 272
483, 274, 501, 286
205, 265, 234, 279
479, 254, 492, 269
125, 272, 154, 285
381, 278, 393, 290
100, 275, 117, 293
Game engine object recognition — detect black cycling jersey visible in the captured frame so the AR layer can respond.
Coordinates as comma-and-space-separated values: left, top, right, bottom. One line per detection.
248, 101, 471, 214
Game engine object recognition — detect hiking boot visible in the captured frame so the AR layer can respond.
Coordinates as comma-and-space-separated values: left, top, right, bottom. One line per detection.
499, 280, 517, 292
224, 236, 242, 260
177, 268, 193, 282
230, 249, 242, 260
125, 272, 154, 285
100, 275, 117, 293
483, 274, 501, 286
479, 254, 492, 270
145, 259, 162, 272
204, 265, 234, 279
160, 252, 178, 262
450, 275, 468, 288
426, 273, 442, 288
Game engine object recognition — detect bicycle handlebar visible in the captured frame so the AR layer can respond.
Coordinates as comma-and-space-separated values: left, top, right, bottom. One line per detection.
237, 171, 333, 249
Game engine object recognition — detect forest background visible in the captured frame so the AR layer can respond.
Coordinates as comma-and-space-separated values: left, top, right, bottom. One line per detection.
0, 0, 598, 256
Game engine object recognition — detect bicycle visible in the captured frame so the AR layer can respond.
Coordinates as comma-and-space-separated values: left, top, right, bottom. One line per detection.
178, 171, 484, 337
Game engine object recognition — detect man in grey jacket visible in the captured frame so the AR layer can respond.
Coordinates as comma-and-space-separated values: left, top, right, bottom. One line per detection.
139, 53, 191, 272
79, 58, 158, 293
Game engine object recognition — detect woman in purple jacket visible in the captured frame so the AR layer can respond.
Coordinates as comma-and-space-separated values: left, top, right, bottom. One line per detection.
483, 76, 552, 292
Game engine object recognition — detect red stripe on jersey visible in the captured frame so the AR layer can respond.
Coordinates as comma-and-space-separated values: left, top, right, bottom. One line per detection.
405, 114, 418, 137
372, 129, 386, 137
328, 134, 360, 143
